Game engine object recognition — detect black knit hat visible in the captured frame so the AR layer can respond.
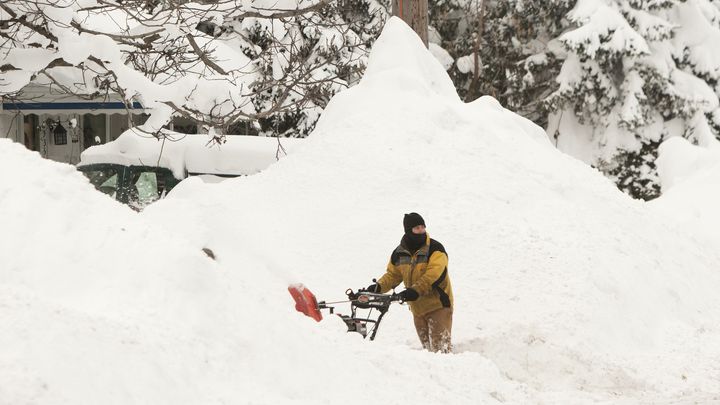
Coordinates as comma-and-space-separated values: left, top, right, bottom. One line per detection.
403, 212, 426, 234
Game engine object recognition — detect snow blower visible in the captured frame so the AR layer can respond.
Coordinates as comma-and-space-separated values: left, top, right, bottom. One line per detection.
288, 283, 403, 341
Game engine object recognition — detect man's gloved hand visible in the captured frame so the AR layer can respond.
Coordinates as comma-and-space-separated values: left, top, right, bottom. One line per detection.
366, 283, 380, 293
397, 288, 419, 302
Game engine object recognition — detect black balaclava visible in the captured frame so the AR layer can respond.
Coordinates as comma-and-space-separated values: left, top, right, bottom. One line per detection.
402, 212, 426, 253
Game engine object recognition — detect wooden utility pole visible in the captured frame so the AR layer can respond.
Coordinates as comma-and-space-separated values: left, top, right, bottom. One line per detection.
392, 0, 428, 47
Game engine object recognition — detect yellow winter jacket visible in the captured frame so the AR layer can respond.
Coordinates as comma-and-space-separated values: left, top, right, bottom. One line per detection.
376, 234, 453, 316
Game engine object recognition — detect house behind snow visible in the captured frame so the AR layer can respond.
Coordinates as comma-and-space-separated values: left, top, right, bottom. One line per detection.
0, 82, 202, 165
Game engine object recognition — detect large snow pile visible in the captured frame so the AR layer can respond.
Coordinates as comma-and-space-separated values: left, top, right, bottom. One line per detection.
3, 17, 720, 404
651, 137, 720, 247
0, 140, 257, 403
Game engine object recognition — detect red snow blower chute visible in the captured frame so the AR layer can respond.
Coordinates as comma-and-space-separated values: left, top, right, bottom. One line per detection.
288, 283, 323, 322
288, 283, 403, 341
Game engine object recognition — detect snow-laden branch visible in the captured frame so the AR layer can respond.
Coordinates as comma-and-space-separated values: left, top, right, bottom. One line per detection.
0, 0, 380, 135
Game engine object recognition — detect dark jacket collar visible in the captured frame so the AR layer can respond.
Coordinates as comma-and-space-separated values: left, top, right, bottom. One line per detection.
397, 233, 430, 256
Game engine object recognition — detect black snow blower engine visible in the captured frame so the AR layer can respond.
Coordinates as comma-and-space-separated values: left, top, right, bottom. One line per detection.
289, 283, 403, 341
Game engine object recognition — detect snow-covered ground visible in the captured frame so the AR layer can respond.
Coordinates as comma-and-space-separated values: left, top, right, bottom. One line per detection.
2, 18, 720, 404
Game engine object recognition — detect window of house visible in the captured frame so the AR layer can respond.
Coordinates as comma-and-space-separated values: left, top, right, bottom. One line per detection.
83, 114, 107, 148
53, 123, 67, 145
23, 115, 39, 151
171, 116, 199, 134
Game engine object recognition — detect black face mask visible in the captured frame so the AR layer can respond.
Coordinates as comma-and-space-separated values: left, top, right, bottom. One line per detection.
403, 232, 426, 253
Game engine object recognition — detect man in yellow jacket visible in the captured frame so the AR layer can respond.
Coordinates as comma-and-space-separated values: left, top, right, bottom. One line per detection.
366, 213, 454, 353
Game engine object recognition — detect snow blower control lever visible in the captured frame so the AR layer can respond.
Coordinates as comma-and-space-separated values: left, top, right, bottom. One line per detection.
318, 288, 403, 341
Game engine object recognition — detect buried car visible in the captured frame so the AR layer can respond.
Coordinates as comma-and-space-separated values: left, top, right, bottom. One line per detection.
77, 129, 303, 210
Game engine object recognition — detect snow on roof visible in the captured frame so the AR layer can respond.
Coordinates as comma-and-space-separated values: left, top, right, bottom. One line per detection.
78, 128, 303, 178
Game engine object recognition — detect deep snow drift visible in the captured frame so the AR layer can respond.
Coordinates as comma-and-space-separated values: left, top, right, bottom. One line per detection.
651, 137, 720, 248
2, 17, 720, 404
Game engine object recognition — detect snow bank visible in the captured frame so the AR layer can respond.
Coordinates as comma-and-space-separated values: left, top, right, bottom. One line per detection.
651, 136, 720, 247
144, 17, 720, 402
0, 138, 515, 404
3, 17, 720, 404
0, 139, 231, 403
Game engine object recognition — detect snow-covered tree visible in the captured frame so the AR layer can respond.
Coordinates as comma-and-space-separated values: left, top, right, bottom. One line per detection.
226, 0, 389, 136
427, 0, 572, 126
546, 0, 720, 199
0, 0, 387, 138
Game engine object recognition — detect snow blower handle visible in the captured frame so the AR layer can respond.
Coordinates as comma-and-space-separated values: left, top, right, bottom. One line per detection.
315, 286, 402, 341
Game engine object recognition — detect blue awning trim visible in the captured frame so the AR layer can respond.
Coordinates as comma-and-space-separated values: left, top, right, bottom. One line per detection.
2, 101, 143, 110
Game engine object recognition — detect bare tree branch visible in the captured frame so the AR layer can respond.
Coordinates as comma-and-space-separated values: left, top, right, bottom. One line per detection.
185, 33, 228, 75
0, 0, 380, 137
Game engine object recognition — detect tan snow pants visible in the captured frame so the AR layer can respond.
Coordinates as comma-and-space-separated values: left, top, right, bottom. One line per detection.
413, 307, 453, 353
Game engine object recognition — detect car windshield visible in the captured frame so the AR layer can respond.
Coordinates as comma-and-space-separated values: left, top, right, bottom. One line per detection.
127, 170, 161, 209
79, 164, 179, 209
84, 167, 121, 197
